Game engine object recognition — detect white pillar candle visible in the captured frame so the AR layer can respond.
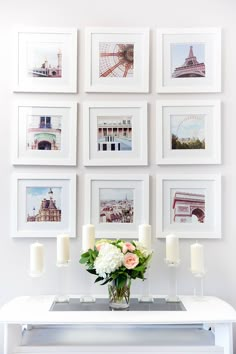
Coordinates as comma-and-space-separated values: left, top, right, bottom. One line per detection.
190, 242, 205, 274
166, 234, 180, 264
30, 242, 44, 275
57, 234, 70, 265
138, 224, 152, 251
82, 224, 95, 252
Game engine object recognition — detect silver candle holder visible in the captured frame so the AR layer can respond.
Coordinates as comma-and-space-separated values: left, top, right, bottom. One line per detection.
191, 269, 206, 299
79, 250, 96, 303
55, 260, 70, 303
165, 259, 181, 303
29, 269, 44, 278
138, 268, 154, 303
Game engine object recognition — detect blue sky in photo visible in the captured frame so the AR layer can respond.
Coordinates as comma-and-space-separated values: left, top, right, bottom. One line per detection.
170, 114, 205, 140
26, 187, 62, 215
171, 43, 205, 73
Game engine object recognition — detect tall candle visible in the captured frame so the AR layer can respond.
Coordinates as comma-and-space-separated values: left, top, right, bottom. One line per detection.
57, 234, 70, 265
190, 242, 205, 274
82, 224, 95, 252
138, 224, 152, 251
30, 242, 44, 275
166, 234, 180, 263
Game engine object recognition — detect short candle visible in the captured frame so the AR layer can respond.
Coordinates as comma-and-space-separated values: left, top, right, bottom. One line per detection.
30, 242, 44, 275
138, 224, 152, 251
166, 234, 180, 264
57, 234, 70, 265
82, 224, 95, 252
190, 242, 205, 275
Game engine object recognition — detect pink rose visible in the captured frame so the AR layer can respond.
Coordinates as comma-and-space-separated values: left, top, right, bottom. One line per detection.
96, 244, 102, 251
122, 242, 135, 254
124, 253, 139, 269
96, 243, 106, 251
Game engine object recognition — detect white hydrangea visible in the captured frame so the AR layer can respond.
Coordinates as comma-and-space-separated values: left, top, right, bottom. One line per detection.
134, 241, 152, 258
94, 243, 124, 278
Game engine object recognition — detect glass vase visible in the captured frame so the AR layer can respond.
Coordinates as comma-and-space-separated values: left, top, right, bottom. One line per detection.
108, 277, 131, 310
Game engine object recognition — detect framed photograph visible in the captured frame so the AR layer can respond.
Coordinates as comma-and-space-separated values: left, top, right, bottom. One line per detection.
11, 173, 76, 238
85, 174, 149, 238
12, 101, 77, 166
85, 27, 149, 92
156, 28, 221, 93
14, 27, 77, 93
83, 101, 147, 166
156, 174, 221, 239
156, 100, 221, 165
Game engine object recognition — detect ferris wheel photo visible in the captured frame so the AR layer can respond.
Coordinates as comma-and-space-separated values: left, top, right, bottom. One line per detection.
171, 114, 205, 150
85, 27, 149, 92
99, 42, 134, 78
156, 100, 221, 165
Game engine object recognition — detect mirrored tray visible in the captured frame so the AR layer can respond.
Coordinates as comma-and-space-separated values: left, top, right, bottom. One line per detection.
50, 298, 186, 312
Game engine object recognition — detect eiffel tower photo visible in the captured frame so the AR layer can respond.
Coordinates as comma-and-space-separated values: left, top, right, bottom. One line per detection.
172, 45, 205, 78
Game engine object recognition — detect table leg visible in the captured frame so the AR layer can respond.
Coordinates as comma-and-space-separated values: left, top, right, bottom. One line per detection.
4, 324, 22, 354
214, 323, 233, 354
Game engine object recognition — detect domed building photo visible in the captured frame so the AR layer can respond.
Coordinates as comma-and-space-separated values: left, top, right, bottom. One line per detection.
27, 187, 61, 222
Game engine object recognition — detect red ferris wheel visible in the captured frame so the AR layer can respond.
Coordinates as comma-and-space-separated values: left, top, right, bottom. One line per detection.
99, 43, 134, 78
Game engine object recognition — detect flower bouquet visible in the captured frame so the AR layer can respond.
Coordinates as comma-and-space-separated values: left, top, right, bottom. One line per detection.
79, 239, 152, 309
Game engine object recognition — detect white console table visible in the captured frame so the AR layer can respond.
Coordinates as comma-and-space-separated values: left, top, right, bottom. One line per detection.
0, 295, 235, 354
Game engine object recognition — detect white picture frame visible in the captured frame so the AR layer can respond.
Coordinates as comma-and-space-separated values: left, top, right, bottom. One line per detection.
11, 173, 76, 238
156, 100, 221, 165
14, 27, 77, 93
12, 101, 77, 166
83, 101, 147, 166
85, 174, 149, 238
156, 27, 221, 93
156, 174, 221, 239
85, 27, 149, 92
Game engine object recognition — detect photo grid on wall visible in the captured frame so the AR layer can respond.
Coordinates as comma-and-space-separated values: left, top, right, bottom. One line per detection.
12, 26, 221, 239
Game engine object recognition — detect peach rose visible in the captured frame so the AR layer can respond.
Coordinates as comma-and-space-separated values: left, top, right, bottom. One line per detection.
124, 252, 139, 269
95, 239, 111, 252
122, 242, 136, 254
96, 243, 104, 252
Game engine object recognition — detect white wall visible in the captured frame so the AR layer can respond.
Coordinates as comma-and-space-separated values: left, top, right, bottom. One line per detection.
0, 0, 236, 351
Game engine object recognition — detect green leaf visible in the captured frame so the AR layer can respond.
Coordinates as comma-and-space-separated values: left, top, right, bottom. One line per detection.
116, 274, 128, 289
130, 273, 138, 280
111, 273, 119, 280
95, 276, 104, 283
137, 274, 144, 279
86, 269, 97, 275
119, 266, 126, 271
80, 253, 89, 258
101, 278, 111, 285
134, 265, 145, 272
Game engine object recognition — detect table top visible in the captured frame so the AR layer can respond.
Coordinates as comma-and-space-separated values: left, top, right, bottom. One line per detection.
0, 295, 235, 325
